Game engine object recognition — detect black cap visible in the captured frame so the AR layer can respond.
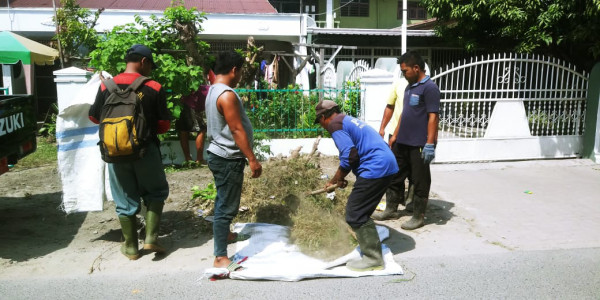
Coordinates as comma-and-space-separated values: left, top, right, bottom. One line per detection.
126, 44, 157, 69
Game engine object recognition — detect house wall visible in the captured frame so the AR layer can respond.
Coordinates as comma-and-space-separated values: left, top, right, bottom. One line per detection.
315, 0, 427, 29
0, 8, 308, 116
0, 8, 306, 42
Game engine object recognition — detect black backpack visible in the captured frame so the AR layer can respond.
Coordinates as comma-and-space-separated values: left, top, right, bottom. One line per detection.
98, 76, 151, 163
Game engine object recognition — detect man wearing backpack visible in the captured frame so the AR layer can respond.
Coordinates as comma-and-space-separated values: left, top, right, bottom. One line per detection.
89, 44, 172, 260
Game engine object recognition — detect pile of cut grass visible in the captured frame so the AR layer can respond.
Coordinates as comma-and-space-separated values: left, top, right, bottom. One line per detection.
235, 155, 356, 260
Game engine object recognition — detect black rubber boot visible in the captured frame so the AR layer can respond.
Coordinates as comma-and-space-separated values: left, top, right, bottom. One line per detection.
401, 195, 427, 230
346, 219, 384, 271
118, 215, 140, 260
404, 184, 415, 213
372, 189, 402, 221
143, 201, 166, 254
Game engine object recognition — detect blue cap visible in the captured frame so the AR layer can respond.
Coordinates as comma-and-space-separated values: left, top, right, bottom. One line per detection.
126, 44, 157, 69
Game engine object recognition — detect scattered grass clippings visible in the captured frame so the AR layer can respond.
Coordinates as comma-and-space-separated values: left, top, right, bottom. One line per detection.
235, 155, 357, 260
390, 268, 416, 282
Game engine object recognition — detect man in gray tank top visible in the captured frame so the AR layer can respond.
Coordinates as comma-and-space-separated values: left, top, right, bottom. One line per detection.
205, 50, 262, 272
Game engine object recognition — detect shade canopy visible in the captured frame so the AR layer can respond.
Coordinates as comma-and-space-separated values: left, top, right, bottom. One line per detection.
0, 31, 59, 65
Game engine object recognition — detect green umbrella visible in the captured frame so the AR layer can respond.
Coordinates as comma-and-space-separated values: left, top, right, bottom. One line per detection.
0, 31, 59, 65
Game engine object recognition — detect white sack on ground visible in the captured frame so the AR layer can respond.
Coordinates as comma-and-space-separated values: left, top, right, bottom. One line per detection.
57, 72, 111, 213
203, 223, 403, 282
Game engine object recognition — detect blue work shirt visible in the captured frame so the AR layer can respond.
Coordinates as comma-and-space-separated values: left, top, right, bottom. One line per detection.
327, 114, 398, 179
397, 76, 440, 147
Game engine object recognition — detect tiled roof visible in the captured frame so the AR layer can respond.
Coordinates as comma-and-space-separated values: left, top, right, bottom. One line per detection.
6, 0, 277, 14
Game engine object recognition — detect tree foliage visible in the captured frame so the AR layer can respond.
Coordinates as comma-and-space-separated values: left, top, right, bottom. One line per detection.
88, 0, 211, 118
421, 0, 600, 70
54, 0, 103, 66
238, 36, 264, 89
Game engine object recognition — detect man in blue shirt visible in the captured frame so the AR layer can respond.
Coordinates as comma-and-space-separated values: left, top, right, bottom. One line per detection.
389, 51, 440, 230
316, 100, 398, 271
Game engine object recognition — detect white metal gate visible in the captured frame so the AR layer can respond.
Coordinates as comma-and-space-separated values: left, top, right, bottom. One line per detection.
432, 53, 589, 162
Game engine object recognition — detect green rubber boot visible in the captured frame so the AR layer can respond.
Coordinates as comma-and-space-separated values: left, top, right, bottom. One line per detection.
143, 201, 166, 254
401, 195, 427, 230
346, 219, 384, 272
118, 215, 140, 260
372, 189, 401, 221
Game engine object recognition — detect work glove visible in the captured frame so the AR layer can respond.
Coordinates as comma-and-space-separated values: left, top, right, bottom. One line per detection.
422, 143, 435, 164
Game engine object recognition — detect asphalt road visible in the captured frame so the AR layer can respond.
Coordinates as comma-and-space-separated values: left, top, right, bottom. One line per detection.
2, 159, 599, 299
1, 247, 598, 299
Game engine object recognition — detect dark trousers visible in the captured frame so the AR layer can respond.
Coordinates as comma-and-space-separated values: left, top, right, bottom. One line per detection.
109, 142, 169, 216
388, 141, 411, 204
346, 174, 394, 228
206, 151, 246, 257
396, 144, 431, 200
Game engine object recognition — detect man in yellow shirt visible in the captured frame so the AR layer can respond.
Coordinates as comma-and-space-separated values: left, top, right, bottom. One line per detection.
373, 78, 414, 220
379, 79, 408, 139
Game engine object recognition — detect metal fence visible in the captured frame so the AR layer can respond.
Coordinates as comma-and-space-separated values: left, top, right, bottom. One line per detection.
432, 53, 588, 139
427, 53, 591, 162
236, 88, 362, 138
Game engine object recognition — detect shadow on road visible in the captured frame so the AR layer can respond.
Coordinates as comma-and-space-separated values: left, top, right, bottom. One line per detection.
0, 191, 215, 263
377, 198, 455, 255
92, 207, 214, 261
149, 210, 213, 260
425, 198, 455, 226
0, 192, 86, 262
380, 225, 415, 255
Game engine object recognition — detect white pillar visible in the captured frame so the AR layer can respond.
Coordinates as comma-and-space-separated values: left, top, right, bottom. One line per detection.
326, 0, 333, 28
359, 69, 394, 131
592, 99, 600, 164
592, 81, 600, 163
53, 67, 92, 112
401, 0, 407, 54
295, 40, 310, 90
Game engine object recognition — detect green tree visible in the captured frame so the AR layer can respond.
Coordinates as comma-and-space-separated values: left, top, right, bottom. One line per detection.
54, 0, 103, 66
421, 0, 600, 70
238, 36, 264, 89
88, 0, 211, 118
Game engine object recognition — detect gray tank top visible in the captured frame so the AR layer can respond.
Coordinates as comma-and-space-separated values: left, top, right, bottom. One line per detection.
205, 83, 253, 159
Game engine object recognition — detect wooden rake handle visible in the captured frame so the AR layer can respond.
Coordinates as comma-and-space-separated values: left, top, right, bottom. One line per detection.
308, 181, 345, 196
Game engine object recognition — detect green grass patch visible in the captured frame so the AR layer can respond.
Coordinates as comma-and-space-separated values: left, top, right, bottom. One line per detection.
164, 161, 205, 173
13, 137, 58, 170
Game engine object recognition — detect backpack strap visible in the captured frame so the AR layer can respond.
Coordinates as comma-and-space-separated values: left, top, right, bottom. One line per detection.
102, 78, 120, 94
128, 76, 149, 92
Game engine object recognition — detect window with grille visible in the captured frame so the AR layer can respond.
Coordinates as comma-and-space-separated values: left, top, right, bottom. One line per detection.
268, 0, 319, 13
397, 1, 426, 20
341, 0, 369, 17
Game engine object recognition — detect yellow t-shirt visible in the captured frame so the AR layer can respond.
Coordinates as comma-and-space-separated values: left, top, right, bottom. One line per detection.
384, 78, 409, 137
